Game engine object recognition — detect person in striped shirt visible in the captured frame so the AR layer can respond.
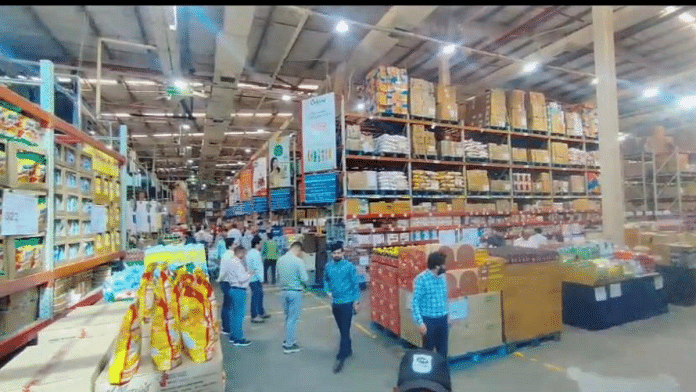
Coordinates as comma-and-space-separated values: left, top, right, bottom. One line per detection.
411, 252, 449, 358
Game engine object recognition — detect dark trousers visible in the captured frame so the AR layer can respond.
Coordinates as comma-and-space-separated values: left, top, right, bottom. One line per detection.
250, 281, 265, 318
423, 316, 449, 358
220, 281, 232, 333
264, 259, 277, 284
332, 302, 354, 360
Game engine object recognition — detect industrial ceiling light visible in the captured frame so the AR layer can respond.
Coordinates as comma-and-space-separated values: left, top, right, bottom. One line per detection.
298, 84, 319, 90
522, 62, 539, 73
83, 78, 118, 85
664, 6, 678, 14
442, 44, 457, 55
174, 79, 188, 89
335, 20, 349, 33
356, 103, 365, 111
245, 148, 251, 153
237, 112, 254, 117
257, 129, 265, 133
181, 124, 191, 130
642, 88, 659, 98
278, 112, 293, 117
282, 95, 291, 101
679, 95, 696, 109
125, 79, 157, 86
57, 77, 72, 83
679, 12, 695, 23
188, 159, 194, 164
591, 78, 598, 85
169, 6, 178, 30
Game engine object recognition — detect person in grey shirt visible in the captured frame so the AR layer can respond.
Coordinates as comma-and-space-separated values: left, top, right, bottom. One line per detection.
276, 241, 309, 354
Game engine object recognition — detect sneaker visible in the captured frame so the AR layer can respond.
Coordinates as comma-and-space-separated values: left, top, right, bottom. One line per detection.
283, 343, 301, 354
233, 339, 252, 347
333, 359, 345, 373
251, 318, 266, 323
221, 330, 230, 335
261, 314, 271, 319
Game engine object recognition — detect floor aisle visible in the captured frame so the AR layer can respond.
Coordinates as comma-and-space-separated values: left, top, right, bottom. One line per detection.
222, 286, 694, 392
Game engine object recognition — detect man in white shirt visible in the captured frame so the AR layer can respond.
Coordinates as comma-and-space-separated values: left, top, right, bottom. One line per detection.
241, 228, 254, 250
513, 229, 538, 248
218, 244, 253, 347
529, 228, 549, 248
247, 235, 269, 323
227, 224, 242, 246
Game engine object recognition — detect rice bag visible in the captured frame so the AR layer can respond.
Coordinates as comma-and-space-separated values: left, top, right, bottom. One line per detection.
193, 268, 220, 337
150, 294, 182, 371
108, 303, 141, 385
177, 284, 214, 362
138, 263, 157, 323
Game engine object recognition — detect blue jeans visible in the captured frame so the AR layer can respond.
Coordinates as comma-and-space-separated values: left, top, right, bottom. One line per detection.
281, 290, 303, 347
250, 281, 265, 318
221, 282, 247, 342
332, 302, 354, 360
423, 315, 449, 358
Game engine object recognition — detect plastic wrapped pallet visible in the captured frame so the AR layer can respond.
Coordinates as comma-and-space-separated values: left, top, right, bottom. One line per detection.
377, 171, 408, 191
564, 110, 583, 137
409, 78, 436, 119
374, 134, 409, 155
547, 102, 566, 135
463, 139, 488, 159
436, 85, 458, 122
507, 90, 527, 129
365, 66, 409, 116
526, 91, 548, 132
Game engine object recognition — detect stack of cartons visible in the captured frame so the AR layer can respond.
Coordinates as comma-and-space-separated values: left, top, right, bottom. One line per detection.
410, 78, 436, 119
468, 89, 506, 128
570, 175, 585, 194
526, 92, 548, 132
38, 301, 132, 344
512, 148, 528, 163
412, 124, 437, 157
551, 142, 569, 165
365, 66, 409, 116
466, 170, 490, 192
513, 173, 532, 193
347, 171, 378, 191
488, 143, 510, 161
507, 90, 527, 129
547, 102, 566, 135
482, 251, 562, 343
533, 173, 552, 194
0, 287, 39, 338
346, 124, 374, 153
438, 140, 464, 159
436, 85, 458, 122
528, 149, 550, 165
564, 109, 583, 137
370, 255, 400, 335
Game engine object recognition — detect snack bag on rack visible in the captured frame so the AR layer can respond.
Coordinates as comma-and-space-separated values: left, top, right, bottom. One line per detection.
107, 302, 142, 385
176, 283, 214, 362
193, 268, 220, 338
150, 295, 182, 371
138, 263, 158, 323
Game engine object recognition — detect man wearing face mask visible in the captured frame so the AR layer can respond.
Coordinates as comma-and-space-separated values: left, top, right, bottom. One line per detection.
412, 252, 449, 358
323, 242, 360, 373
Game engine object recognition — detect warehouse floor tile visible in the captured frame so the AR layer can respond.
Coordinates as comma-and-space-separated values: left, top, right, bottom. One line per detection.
222, 286, 694, 392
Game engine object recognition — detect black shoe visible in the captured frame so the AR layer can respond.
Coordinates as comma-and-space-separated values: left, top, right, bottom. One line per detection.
251, 317, 266, 323
333, 359, 345, 373
233, 339, 252, 347
283, 344, 301, 354
261, 314, 271, 319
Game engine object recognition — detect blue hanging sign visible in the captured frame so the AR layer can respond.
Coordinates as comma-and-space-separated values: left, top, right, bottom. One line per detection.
304, 172, 337, 204
270, 188, 292, 211
253, 197, 268, 213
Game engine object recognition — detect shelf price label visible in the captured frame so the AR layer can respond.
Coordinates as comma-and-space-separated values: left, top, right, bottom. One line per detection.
2, 192, 38, 236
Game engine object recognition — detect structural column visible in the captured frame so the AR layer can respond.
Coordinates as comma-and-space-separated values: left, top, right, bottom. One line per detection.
592, 6, 625, 245
39, 60, 55, 320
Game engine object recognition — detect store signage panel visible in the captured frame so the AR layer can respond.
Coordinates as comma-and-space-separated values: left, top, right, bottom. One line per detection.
240, 169, 253, 201
269, 135, 292, 188
91, 205, 107, 234
253, 196, 268, 213
270, 188, 292, 211
253, 156, 268, 197
301, 93, 336, 173
304, 172, 337, 204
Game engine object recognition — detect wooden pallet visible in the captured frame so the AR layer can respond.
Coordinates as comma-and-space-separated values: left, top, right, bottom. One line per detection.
505, 332, 561, 352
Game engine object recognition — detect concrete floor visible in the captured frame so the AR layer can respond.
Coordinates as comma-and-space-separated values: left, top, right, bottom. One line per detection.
222, 286, 694, 392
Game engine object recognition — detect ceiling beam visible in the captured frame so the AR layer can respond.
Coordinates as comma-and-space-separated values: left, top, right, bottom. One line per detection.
250, 6, 275, 68
79, 6, 115, 60
133, 6, 150, 46
457, 6, 663, 96
24, 6, 72, 61
147, 6, 181, 77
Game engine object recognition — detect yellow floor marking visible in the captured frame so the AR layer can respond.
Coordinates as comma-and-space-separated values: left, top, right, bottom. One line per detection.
529, 358, 538, 362
354, 321, 377, 339
513, 352, 524, 358
543, 363, 566, 373
245, 304, 329, 319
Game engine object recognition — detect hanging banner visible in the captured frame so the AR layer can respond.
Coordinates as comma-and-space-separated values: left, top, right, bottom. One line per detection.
269, 134, 292, 188
304, 172, 337, 204
302, 93, 336, 173
232, 178, 240, 205
253, 196, 268, 213
240, 168, 253, 201
252, 156, 268, 197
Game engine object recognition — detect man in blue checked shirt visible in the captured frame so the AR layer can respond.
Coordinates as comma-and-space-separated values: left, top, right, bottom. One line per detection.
412, 252, 449, 358
324, 242, 360, 374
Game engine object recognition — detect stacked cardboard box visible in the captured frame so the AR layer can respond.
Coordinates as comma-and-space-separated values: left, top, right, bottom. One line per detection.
412, 124, 437, 157
488, 143, 510, 161
346, 124, 375, 153
467, 89, 506, 128
564, 110, 583, 137
528, 149, 550, 165
410, 78, 436, 119
490, 179, 512, 193
438, 140, 465, 159
346, 198, 370, 216
513, 172, 532, 193
347, 171, 378, 191
526, 92, 548, 132
533, 173, 552, 194
512, 148, 528, 163
553, 180, 569, 194
467, 170, 490, 192
580, 104, 598, 138
482, 254, 562, 343
547, 102, 566, 135
551, 142, 569, 165
570, 175, 585, 194
507, 90, 527, 129
370, 254, 401, 335
365, 66, 409, 115
436, 85, 458, 122
0, 287, 39, 338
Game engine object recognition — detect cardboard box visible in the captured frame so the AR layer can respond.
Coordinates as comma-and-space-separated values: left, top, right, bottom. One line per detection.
564, 110, 583, 137
410, 78, 436, 119
526, 92, 548, 132
528, 149, 550, 165
436, 85, 458, 122
570, 175, 585, 193
506, 90, 527, 129
347, 171, 377, 191
0, 287, 39, 337
512, 148, 528, 163
399, 290, 503, 357
490, 179, 511, 193
38, 301, 133, 344
2, 236, 44, 280
488, 143, 510, 162
452, 198, 467, 212
466, 170, 489, 192
533, 173, 551, 193
0, 339, 109, 392
547, 102, 566, 135
346, 198, 369, 216
551, 142, 569, 165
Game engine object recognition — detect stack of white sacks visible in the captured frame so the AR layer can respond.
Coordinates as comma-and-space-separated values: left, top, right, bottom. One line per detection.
463, 139, 489, 159
378, 171, 409, 192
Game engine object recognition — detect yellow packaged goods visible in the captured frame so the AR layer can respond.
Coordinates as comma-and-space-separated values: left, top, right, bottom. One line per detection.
551, 142, 569, 165
194, 268, 220, 338
108, 303, 142, 385
467, 170, 489, 192
346, 198, 369, 216
150, 295, 182, 371
138, 263, 157, 323
176, 275, 215, 363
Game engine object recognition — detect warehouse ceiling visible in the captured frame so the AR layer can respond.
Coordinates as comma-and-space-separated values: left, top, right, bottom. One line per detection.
0, 6, 693, 185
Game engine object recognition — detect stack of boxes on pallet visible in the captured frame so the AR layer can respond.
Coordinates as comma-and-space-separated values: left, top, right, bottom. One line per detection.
370, 249, 401, 335
436, 85, 458, 122
0, 287, 39, 339
365, 66, 409, 116
410, 78, 436, 119
346, 124, 375, 154
412, 125, 437, 157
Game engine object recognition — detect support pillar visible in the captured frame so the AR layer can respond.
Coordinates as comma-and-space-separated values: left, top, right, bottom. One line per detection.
120, 125, 128, 249
438, 54, 451, 86
39, 60, 55, 320
592, 6, 625, 245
